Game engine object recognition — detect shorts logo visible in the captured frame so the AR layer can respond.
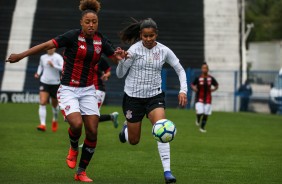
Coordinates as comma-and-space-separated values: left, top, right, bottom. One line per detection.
65, 105, 70, 111
39, 86, 44, 91
126, 110, 132, 119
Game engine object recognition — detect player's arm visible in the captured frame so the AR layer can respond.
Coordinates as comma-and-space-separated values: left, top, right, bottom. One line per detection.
116, 50, 133, 78
35, 57, 43, 79
6, 40, 56, 63
211, 77, 219, 92
51, 55, 64, 71
191, 78, 198, 92
101, 69, 111, 81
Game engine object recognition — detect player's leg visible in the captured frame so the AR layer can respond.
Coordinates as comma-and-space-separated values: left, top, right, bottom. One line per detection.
147, 93, 176, 183
200, 104, 212, 133
96, 90, 119, 128
119, 93, 144, 144
57, 85, 82, 169
50, 85, 60, 132
37, 85, 49, 131
74, 114, 99, 182
195, 102, 204, 127
74, 85, 99, 182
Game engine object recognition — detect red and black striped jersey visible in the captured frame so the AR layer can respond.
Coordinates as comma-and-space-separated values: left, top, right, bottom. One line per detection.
93, 57, 111, 92
52, 29, 115, 87
192, 75, 218, 104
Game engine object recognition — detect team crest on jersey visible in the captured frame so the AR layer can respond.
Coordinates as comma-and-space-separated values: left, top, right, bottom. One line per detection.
126, 110, 133, 119
153, 52, 160, 60
95, 46, 101, 54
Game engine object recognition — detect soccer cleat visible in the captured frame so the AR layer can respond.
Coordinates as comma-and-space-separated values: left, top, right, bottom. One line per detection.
37, 125, 46, 132
111, 112, 119, 128
52, 121, 58, 132
164, 171, 176, 183
119, 123, 127, 143
199, 128, 207, 133
66, 147, 78, 169
74, 171, 93, 182
195, 120, 200, 126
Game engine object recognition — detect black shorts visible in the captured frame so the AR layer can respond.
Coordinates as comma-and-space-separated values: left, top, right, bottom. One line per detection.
39, 82, 60, 99
122, 92, 166, 123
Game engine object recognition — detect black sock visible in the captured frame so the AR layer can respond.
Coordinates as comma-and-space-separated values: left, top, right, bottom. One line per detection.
201, 115, 208, 129
78, 139, 97, 171
197, 114, 202, 123
68, 128, 81, 150
99, 114, 111, 122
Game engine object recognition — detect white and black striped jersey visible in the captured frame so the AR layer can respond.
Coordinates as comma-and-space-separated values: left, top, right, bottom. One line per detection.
116, 41, 187, 98
36, 52, 64, 85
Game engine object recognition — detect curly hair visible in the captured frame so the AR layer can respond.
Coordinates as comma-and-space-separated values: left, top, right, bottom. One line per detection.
79, 0, 101, 17
119, 18, 158, 44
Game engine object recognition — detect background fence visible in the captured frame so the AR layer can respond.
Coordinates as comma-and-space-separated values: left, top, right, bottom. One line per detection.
0, 65, 279, 114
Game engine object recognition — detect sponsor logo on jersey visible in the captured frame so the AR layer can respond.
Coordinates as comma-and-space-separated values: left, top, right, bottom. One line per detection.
93, 40, 102, 45
79, 45, 86, 50
78, 36, 86, 42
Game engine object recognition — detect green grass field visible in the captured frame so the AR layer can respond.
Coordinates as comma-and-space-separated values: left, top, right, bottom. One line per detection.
0, 103, 281, 184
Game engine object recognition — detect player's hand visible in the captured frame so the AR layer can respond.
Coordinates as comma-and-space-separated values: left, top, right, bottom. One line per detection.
101, 74, 109, 81
6, 53, 23, 63
34, 73, 39, 79
178, 92, 187, 107
114, 47, 128, 61
47, 61, 54, 67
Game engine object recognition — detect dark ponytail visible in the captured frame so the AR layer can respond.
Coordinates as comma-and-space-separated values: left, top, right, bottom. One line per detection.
119, 18, 158, 44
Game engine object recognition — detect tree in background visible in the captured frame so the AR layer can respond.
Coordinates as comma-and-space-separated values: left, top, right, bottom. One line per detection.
245, 0, 282, 42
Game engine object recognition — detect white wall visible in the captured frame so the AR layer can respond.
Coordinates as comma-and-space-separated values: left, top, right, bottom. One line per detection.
204, 0, 240, 111
247, 41, 282, 71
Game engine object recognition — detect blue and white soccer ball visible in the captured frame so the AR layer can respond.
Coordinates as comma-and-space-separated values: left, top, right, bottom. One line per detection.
152, 119, 177, 143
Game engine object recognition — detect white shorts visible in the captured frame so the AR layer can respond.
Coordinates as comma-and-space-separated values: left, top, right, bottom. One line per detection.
57, 85, 100, 116
96, 90, 106, 109
195, 102, 212, 115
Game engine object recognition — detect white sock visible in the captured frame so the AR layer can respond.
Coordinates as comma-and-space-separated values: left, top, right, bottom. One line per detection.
157, 142, 171, 172
39, 105, 46, 126
124, 127, 129, 142
52, 106, 59, 121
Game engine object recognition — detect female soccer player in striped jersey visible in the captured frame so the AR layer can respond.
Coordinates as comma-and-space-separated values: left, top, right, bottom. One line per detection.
191, 62, 218, 133
6, 0, 125, 182
116, 18, 187, 183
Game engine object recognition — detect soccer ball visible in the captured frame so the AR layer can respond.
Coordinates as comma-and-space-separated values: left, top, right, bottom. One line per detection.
152, 119, 177, 143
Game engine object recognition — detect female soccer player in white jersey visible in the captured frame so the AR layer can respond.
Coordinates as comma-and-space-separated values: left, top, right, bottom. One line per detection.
34, 48, 63, 132
116, 18, 187, 183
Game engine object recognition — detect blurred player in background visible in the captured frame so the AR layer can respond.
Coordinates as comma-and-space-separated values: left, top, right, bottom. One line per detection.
93, 55, 118, 128
191, 62, 218, 133
6, 0, 125, 182
116, 18, 187, 183
34, 48, 63, 132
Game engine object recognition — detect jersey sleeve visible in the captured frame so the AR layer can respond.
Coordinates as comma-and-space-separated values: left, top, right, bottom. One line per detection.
52, 30, 76, 48
164, 47, 180, 67
211, 76, 219, 86
192, 77, 198, 86
37, 56, 43, 75
101, 35, 115, 57
99, 56, 111, 72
